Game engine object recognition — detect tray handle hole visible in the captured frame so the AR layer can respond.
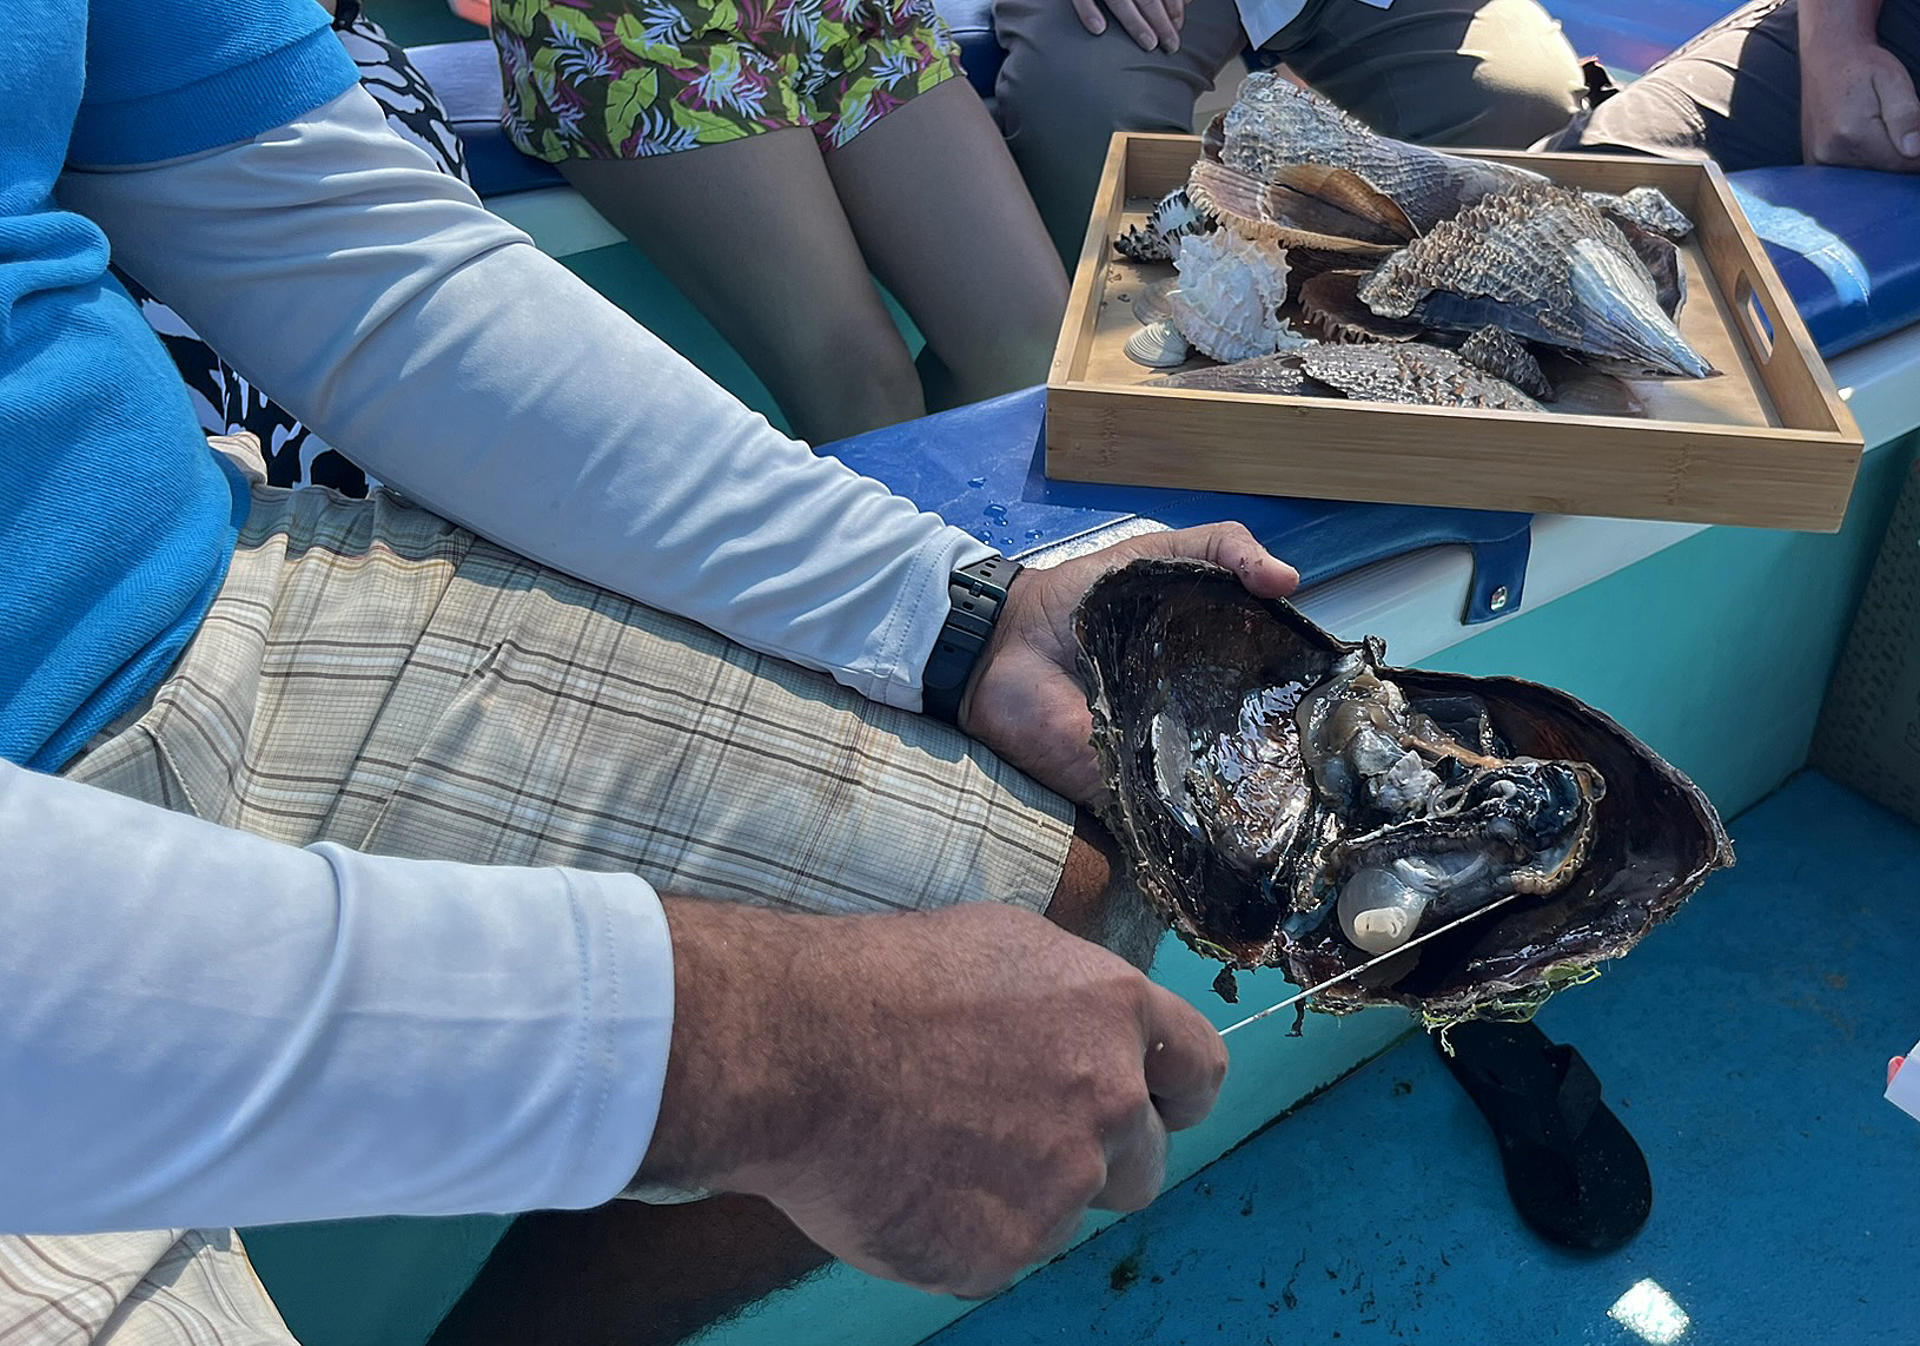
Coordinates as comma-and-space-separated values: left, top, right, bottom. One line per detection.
1735, 272, 1776, 363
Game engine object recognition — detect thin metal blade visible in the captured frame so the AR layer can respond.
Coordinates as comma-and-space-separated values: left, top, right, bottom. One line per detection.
1217, 889, 1530, 1038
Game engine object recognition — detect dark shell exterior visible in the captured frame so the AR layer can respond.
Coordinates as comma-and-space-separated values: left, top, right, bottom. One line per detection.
1075, 559, 1733, 1020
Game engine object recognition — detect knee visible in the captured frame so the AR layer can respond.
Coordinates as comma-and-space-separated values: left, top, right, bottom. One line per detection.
1458, 0, 1588, 148
779, 318, 924, 440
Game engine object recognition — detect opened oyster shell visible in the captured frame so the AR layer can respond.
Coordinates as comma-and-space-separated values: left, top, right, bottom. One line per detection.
1075, 559, 1732, 1022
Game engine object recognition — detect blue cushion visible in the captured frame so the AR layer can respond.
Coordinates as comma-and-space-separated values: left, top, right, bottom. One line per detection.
1728, 167, 1920, 360
1546, 0, 1734, 76
406, 40, 563, 198
935, 0, 1003, 97
818, 387, 1533, 622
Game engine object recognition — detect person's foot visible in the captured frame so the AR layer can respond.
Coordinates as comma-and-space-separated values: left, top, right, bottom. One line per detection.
1435, 1020, 1652, 1254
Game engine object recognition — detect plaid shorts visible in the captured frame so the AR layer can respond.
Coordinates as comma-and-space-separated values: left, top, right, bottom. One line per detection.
15, 447, 1073, 1343
492, 0, 963, 157
67, 472, 1072, 909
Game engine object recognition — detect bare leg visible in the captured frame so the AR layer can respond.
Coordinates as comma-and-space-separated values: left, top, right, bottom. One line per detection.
560, 132, 926, 444
824, 78, 1070, 410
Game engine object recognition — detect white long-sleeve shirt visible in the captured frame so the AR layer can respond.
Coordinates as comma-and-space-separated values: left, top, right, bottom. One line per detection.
3, 84, 991, 1234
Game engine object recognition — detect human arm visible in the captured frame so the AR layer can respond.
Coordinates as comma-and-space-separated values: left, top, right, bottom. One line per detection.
58, 88, 991, 712
0, 761, 672, 1233
636, 898, 1227, 1297
962, 524, 1298, 804
1800, 0, 1920, 169
4, 762, 1224, 1278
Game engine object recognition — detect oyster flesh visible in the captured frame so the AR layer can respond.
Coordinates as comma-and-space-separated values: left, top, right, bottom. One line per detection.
1075, 559, 1732, 1021
1358, 183, 1714, 378
1216, 73, 1545, 232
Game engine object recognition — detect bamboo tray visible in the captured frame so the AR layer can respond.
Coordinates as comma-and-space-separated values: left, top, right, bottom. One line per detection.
1045, 134, 1865, 531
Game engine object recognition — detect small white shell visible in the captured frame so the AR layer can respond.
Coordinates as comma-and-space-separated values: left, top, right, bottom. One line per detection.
1169, 230, 1294, 362
1132, 277, 1178, 325
1124, 319, 1192, 368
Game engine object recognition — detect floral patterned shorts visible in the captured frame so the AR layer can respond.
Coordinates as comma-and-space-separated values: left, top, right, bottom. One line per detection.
491, 0, 964, 158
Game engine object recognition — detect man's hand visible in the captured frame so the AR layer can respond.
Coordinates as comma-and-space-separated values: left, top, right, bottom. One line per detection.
957, 523, 1298, 805
1072, 0, 1185, 53
637, 900, 1228, 1297
1801, 28, 1920, 170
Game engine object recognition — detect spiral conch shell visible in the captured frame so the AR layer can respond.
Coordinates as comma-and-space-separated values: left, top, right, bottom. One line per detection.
1168, 230, 1297, 362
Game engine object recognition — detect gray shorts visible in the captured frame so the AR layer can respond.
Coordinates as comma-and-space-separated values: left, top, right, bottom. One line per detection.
1540, 0, 1920, 170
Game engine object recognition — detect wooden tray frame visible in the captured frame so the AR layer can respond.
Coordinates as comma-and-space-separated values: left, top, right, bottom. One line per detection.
1045, 134, 1865, 532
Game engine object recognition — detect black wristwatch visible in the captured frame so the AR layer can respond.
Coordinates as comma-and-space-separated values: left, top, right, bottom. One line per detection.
921, 554, 1022, 725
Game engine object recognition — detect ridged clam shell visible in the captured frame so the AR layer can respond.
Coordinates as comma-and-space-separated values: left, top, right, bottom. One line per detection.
1168, 230, 1296, 362
1358, 183, 1714, 378
1131, 277, 1178, 325
1221, 73, 1545, 232
1124, 319, 1192, 368
1586, 185, 1694, 240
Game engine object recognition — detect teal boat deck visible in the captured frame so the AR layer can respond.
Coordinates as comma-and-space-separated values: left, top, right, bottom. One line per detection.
930, 770, 1920, 1346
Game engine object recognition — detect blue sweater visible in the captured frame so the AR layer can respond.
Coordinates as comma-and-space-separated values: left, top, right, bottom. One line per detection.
0, 0, 355, 770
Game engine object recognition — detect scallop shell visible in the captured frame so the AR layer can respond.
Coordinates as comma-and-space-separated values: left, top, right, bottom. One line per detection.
1124, 319, 1192, 368
1074, 558, 1733, 1022
1167, 229, 1296, 362
1358, 183, 1714, 378
1220, 73, 1545, 232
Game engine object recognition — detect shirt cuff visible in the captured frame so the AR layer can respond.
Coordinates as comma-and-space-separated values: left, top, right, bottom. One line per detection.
847, 530, 997, 713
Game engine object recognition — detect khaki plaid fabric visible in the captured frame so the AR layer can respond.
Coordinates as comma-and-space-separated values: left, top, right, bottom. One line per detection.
12, 457, 1073, 1343
0, 1232, 293, 1346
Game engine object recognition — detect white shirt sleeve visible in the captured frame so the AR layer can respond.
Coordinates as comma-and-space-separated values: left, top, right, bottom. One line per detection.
58, 86, 993, 711
0, 760, 674, 1233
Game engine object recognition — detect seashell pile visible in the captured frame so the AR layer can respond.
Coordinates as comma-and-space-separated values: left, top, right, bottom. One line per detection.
1075, 559, 1733, 1022
1110, 72, 1715, 410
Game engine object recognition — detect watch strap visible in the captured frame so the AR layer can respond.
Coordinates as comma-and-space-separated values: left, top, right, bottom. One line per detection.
921, 554, 1022, 725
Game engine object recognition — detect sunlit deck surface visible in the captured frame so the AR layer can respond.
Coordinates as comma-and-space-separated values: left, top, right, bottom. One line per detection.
932, 772, 1920, 1346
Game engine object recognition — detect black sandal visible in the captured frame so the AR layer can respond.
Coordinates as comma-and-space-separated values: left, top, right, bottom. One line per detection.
1435, 1019, 1652, 1253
